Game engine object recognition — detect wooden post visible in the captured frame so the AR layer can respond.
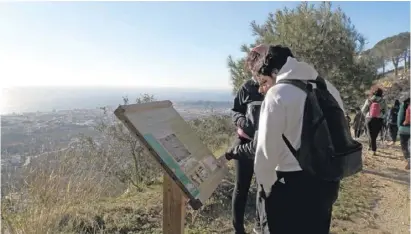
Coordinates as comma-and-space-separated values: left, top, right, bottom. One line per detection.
163, 174, 185, 234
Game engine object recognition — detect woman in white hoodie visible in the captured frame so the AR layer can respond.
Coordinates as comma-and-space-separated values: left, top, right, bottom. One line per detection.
246, 45, 343, 234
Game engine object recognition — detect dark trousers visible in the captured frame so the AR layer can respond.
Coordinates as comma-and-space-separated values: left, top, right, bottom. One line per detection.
388, 124, 399, 143
366, 118, 384, 152
231, 137, 259, 234
400, 134, 410, 160
259, 171, 340, 234
354, 127, 363, 138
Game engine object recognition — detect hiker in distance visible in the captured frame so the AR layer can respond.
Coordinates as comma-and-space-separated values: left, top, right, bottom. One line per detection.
229, 44, 363, 234
353, 107, 365, 139
397, 97, 410, 170
229, 45, 266, 234
387, 99, 400, 145
361, 87, 388, 155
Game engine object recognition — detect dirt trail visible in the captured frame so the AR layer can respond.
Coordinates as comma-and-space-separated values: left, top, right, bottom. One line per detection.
351, 139, 410, 234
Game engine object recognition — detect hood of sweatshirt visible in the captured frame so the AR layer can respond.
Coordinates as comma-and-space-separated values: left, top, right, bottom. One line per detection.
275, 57, 319, 83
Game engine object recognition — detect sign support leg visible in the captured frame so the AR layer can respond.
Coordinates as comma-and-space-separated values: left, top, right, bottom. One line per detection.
163, 174, 185, 234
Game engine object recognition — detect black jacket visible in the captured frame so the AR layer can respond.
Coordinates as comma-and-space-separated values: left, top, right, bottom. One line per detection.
388, 106, 400, 125
230, 79, 264, 160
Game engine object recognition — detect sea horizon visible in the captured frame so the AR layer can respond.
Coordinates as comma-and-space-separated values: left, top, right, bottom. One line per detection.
1, 86, 234, 115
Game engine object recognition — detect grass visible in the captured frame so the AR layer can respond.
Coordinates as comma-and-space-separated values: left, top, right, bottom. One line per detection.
41, 176, 376, 234
56, 187, 164, 234
2, 118, 380, 234
2, 157, 378, 234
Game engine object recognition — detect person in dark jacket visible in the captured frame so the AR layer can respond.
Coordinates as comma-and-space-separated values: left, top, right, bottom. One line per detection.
352, 107, 365, 139
387, 100, 400, 145
346, 113, 352, 136
397, 97, 410, 170
229, 45, 266, 234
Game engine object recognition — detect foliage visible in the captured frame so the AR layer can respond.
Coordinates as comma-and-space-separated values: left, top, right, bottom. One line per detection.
88, 94, 161, 192
227, 56, 252, 95
1, 148, 124, 234
228, 2, 376, 107
375, 68, 410, 104
367, 32, 410, 76
84, 94, 235, 191
189, 114, 235, 152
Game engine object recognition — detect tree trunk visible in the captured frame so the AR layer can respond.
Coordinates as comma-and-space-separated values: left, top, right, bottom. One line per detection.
392, 57, 399, 78
382, 63, 385, 74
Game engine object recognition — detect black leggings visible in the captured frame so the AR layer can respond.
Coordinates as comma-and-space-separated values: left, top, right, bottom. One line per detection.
366, 118, 383, 152
354, 127, 363, 138
400, 134, 410, 160
231, 137, 258, 234
388, 124, 399, 143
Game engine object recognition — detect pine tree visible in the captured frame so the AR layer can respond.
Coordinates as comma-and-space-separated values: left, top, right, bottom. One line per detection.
227, 2, 377, 108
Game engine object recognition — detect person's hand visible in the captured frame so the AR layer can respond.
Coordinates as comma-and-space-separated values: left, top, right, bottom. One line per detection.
224, 149, 234, 160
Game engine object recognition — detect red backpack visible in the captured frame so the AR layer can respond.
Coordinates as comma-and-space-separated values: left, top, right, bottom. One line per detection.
403, 105, 410, 126
369, 101, 381, 118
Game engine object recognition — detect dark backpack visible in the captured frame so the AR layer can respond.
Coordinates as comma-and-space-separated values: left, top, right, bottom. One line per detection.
388, 107, 399, 125
277, 77, 363, 182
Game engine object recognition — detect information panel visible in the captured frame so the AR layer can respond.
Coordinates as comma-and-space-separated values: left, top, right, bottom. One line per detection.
114, 100, 228, 209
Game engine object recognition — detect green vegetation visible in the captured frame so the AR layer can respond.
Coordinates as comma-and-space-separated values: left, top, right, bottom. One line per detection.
228, 2, 375, 107
364, 32, 410, 77
228, 2, 409, 108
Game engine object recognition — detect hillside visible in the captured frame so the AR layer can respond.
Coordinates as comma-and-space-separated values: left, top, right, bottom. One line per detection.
3, 137, 409, 234
373, 67, 410, 104
2, 71, 410, 233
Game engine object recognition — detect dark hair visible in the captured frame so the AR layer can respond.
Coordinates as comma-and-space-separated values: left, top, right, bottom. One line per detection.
394, 99, 400, 107
370, 86, 383, 97
259, 45, 294, 76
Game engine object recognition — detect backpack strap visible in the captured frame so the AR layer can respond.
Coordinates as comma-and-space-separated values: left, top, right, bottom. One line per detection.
276, 79, 311, 93
275, 79, 312, 158
278, 77, 326, 91
308, 76, 327, 90
282, 135, 297, 157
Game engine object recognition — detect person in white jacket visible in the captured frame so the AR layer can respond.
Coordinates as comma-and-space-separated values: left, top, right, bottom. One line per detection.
246, 45, 343, 234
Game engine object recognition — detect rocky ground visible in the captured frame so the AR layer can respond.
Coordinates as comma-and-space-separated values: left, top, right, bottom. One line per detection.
331, 138, 410, 234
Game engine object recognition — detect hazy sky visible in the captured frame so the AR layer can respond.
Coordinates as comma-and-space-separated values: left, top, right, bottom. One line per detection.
0, 1, 409, 90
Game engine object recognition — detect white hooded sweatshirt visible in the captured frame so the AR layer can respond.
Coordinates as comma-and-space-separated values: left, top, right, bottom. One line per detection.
254, 57, 345, 197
